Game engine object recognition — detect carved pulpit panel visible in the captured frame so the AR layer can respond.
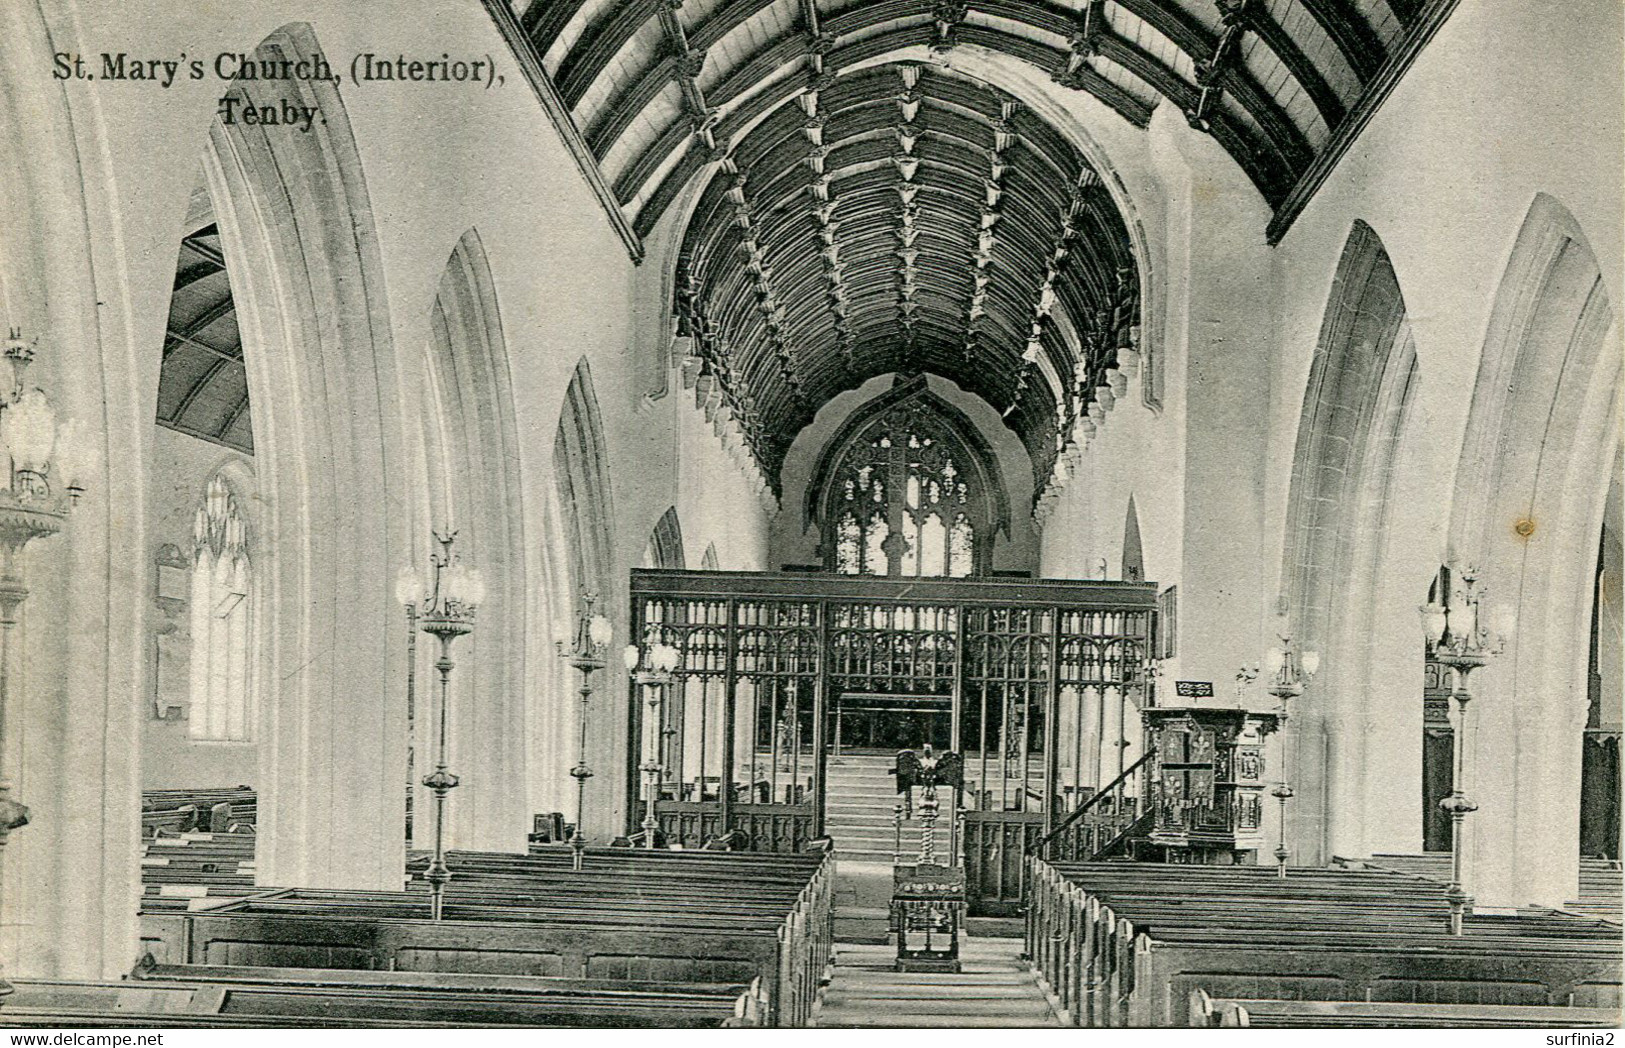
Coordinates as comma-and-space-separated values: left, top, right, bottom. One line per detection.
1143, 706, 1278, 863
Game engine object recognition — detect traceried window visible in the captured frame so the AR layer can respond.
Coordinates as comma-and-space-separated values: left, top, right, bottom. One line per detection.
827, 400, 988, 578
188, 473, 254, 740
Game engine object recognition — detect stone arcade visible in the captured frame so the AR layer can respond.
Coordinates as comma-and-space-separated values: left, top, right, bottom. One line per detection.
0, 0, 1619, 1030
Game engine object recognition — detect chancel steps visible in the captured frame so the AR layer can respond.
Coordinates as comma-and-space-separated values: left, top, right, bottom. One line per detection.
825, 754, 1041, 864
812, 939, 1060, 1028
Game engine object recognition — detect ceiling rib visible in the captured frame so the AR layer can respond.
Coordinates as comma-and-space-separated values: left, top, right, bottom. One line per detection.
1005, 169, 1094, 419
964, 100, 1017, 368
675, 58, 1133, 492
893, 66, 924, 370
162, 296, 237, 360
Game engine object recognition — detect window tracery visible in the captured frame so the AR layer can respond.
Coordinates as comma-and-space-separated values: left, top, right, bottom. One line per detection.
826, 399, 990, 578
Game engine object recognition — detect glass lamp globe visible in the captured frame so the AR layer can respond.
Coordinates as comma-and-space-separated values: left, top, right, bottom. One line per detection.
652, 642, 681, 674
395, 565, 423, 607
3, 389, 57, 478
1493, 604, 1517, 643
453, 565, 486, 607
588, 614, 613, 649
1419, 602, 1447, 646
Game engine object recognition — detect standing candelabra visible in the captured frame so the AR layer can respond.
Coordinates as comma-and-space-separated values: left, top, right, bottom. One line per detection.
1262, 625, 1318, 878
558, 594, 612, 871
622, 627, 679, 849
1420, 565, 1511, 935
0, 329, 93, 991
395, 532, 485, 921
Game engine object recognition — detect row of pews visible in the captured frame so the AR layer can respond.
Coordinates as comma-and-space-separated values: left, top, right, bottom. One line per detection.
124, 845, 831, 1027
1188, 989, 1618, 1028
1344, 853, 1625, 923
10, 820, 834, 1028
1026, 857, 1623, 1028
141, 832, 258, 910
1, 967, 763, 1028
142, 785, 256, 837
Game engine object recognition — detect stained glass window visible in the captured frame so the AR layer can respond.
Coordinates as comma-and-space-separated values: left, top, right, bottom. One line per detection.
826, 398, 989, 577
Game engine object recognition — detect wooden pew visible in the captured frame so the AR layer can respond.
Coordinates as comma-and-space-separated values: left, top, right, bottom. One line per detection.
0, 969, 764, 1028
1026, 857, 1623, 1027
140, 847, 834, 1027
1188, 988, 1620, 1029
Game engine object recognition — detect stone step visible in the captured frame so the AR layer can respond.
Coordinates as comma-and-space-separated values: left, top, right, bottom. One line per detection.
813, 937, 1059, 1028
823, 993, 1052, 1014
826, 814, 919, 828
816, 1012, 1052, 1028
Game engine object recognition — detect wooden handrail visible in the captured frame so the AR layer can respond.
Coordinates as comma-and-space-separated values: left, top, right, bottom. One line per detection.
1030, 746, 1156, 858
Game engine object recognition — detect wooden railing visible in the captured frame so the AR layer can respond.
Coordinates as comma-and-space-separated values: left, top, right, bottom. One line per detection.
1032, 747, 1155, 862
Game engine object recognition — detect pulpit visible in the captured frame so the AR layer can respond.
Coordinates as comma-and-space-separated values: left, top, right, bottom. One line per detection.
1142, 706, 1278, 863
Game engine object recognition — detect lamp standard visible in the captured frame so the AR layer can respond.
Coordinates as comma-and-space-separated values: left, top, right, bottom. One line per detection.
395, 531, 485, 921
1420, 565, 1511, 935
0, 329, 94, 992
1263, 625, 1318, 878
558, 594, 612, 871
622, 627, 680, 848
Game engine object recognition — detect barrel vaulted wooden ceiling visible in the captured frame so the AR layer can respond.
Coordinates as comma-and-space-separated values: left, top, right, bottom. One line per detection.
501, 0, 1456, 490
674, 61, 1138, 484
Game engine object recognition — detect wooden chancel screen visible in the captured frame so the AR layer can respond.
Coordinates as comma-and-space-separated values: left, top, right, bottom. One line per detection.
626, 570, 1156, 912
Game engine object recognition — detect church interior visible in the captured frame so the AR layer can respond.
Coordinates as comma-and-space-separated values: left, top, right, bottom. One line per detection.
0, 0, 1620, 1030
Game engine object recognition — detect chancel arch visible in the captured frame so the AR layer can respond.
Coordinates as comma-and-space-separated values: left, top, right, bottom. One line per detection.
1279, 219, 1419, 865
200, 21, 410, 891
1448, 193, 1623, 911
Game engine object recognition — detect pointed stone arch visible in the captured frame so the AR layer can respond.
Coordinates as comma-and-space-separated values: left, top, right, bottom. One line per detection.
700, 543, 720, 571
644, 507, 686, 570
1279, 219, 1419, 864
201, 22, 408, 889
409, 228, 530, 851
553, 358, 616, 601
1448, 193, 1622, 909
1121, 495, 1145, 583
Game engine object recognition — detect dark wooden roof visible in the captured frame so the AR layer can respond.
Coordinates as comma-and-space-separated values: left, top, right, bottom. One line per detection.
505, 0, 1454, 494
156, 222, 252, 454
672, 61, 1138, 489
521, 0, 1443, 235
